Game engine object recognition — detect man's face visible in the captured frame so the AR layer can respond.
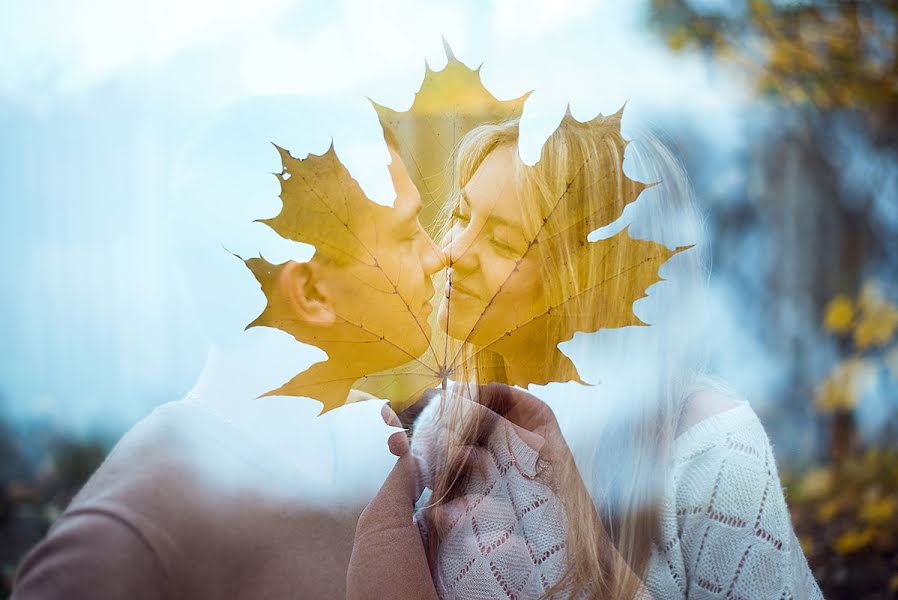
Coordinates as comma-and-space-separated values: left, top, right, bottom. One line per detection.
320, 145, 444, 360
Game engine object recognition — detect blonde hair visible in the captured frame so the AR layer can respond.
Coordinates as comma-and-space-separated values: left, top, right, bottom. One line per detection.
419, 112, 712, 598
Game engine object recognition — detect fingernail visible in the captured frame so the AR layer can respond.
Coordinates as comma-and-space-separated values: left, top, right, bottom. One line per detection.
381, 403, 401, 427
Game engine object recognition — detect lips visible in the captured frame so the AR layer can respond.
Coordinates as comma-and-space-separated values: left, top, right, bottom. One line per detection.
445, 279, 479, 300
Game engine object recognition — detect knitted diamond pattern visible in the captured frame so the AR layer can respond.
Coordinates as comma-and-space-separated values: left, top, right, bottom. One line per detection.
412, 393, 825, 600
643, 404, 825, 600
412, 404, 572, 599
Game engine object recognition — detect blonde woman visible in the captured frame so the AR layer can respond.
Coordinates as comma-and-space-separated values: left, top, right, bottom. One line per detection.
348, 111, 824, 599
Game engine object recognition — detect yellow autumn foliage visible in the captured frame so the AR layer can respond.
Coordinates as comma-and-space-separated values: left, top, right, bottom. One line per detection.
814, 356, 876, 414
815, 281, 898, 416
860, 496, 895, 525
853, 283, 898, 350
833, 527, 875, 554
799, 466, 833, 501
822, 294, 854, 334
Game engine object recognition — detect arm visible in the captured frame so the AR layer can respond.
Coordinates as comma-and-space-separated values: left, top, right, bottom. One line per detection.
13, 509, 167, 600
346, 405, 439, 600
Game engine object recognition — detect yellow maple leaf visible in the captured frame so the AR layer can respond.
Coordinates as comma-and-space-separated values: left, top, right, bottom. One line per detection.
372, 40, 529, 236
853, 282, 898, 350
246, 46, 685, 414
822, 293, 854, 334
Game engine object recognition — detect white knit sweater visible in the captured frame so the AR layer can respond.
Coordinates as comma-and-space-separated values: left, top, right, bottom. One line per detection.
410, 395, 824, 600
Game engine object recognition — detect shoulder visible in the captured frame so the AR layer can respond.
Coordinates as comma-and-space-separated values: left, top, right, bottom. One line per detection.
62, 398, 331, 557
13, 508, 170, 598
671, 394, 794, 563
17, 399, 362, 599
675, 389, 743, 439
667, 398, 823, 598
73, 399, 317, 515
55, 401, 244, 548
672, 393, 775, 497
670, 392, 783, 550
69, 400, 206, 502
72, 400, 243, 504
672, 382, 773, 469
12, 401, 201, 598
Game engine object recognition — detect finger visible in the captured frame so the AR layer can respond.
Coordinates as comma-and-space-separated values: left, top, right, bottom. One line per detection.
346, 388, 378, 404
387, 430, 410, 457
380, 402, 402, 428
359, 453, 425, 532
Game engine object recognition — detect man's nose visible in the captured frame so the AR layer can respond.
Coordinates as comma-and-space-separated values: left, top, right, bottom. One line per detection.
420, 235, 448, 276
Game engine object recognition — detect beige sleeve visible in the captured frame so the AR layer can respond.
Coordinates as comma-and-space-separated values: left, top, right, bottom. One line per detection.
347, 452, 438, 600
12, 508, 168, 599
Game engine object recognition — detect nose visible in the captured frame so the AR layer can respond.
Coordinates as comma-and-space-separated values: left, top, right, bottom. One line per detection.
420, 234, 447, 276
440, 226, 479, 273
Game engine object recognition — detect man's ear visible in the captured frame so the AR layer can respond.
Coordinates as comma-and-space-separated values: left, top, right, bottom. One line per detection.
280, 260, 337, 327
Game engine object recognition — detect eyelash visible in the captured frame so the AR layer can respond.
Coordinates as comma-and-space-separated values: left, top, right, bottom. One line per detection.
452, 209, 519, 254
490, 237, 518, 254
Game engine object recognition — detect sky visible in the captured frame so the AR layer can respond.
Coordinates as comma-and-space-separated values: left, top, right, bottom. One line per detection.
0, 0, 759, 440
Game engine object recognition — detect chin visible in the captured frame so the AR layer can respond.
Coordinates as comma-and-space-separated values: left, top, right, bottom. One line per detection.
437, 300, 479, 342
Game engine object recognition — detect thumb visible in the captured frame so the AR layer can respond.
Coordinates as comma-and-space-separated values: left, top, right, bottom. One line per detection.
357, 452, 425, 535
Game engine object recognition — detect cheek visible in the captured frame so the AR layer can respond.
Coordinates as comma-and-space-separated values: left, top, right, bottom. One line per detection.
494, 255, 544, 307
482, 253, 529, 292
401, 247, 421, 274
480, 259, 508, 293
397, 251, 431, 297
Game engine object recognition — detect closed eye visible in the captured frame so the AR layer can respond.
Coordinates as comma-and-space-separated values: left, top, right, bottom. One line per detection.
490, 237, 519, 255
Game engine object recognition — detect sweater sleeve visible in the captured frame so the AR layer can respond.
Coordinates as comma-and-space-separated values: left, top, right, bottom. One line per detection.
347, 452, 438, 600
672, 407, 824, 600
12, 509, 168, 600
